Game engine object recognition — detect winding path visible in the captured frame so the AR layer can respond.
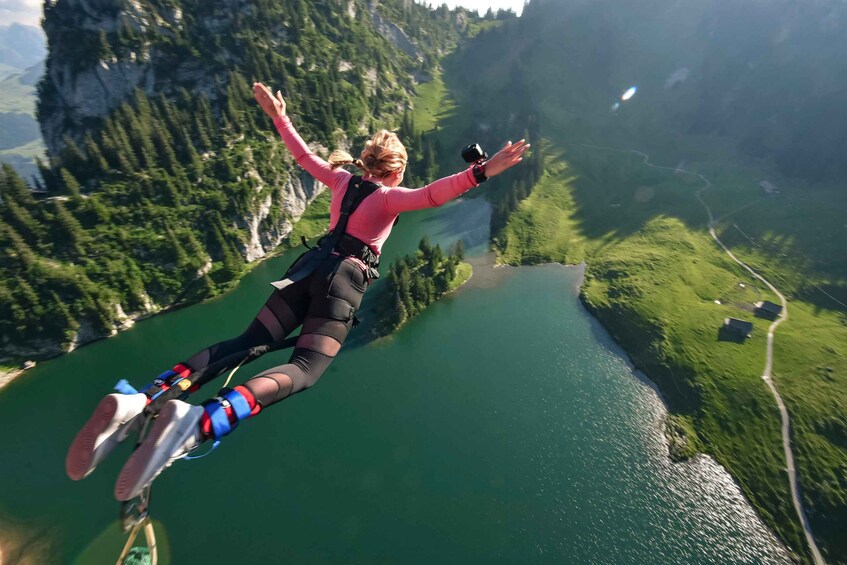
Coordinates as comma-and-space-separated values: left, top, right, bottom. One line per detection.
583, 144, 825, 564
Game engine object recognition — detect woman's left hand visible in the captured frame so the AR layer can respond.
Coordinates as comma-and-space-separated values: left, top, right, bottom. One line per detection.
253, 82, 286, 119
483, 139, 530, 178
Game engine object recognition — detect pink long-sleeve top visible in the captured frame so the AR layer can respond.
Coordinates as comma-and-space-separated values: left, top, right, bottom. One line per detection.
274, 115, 478, 258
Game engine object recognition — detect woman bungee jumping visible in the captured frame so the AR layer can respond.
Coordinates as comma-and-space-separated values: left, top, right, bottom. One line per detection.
66, 82, 529, 501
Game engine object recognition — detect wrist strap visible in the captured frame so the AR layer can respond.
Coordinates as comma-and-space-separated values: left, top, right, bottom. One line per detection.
472, 163, 488, 184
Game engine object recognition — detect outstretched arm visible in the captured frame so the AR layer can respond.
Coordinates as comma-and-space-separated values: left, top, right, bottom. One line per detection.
384, 139, 530, 215
253, 82, 346, 189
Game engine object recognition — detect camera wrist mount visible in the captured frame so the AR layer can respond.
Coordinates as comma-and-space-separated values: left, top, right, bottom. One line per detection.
462, 143, 489, 184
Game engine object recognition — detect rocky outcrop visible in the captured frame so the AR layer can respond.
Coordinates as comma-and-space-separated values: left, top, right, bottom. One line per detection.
369, 3, 421, 61
38, 0, 226, 153
40, 58, 155, 152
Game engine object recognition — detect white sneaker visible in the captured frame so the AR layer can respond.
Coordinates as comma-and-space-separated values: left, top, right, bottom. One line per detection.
66, 393, 148, 481
114, 399, 205, 501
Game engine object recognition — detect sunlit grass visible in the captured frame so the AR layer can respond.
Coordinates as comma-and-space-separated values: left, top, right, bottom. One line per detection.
281, 189, 331, 249
413, 71, 456, 133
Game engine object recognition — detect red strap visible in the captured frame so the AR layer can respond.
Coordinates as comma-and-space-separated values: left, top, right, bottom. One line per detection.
201, 386, 261, 437
172, 363, 192, 378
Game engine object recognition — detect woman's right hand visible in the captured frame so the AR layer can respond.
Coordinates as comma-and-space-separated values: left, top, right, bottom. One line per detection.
253, 82, 286, 119
483, 139, 530, 178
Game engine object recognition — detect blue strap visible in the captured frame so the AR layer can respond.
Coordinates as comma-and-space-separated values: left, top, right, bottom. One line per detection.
114, 379, 139, 395
222, 388, 253, 422
139, 369, 177, 394
205, 401, 233, 439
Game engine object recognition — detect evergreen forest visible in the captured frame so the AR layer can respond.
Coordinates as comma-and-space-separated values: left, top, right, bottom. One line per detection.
0, 0, 498, 358
370, 236, 470, 336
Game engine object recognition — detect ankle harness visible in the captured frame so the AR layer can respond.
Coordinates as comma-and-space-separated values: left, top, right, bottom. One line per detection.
202, 388, 253, 439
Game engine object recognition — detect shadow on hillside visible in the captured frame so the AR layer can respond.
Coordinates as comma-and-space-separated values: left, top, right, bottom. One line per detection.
717, 326, 750, 344
560, 143, 711, 242
797, 283, 847, 316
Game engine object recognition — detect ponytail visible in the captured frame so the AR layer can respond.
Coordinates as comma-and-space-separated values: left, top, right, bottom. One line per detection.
328, 150, 365, 171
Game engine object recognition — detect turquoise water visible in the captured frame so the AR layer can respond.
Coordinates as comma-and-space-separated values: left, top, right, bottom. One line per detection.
0, 197, 789, 563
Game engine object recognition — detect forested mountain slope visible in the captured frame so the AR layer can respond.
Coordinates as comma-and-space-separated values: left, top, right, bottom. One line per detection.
0, 0, 483, 359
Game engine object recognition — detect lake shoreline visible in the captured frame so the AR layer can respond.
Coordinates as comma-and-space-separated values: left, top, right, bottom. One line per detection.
490, 254, 793, 559
0, 239, 305, 394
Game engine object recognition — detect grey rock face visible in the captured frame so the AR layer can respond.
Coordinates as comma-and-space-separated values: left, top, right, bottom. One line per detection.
369, 5, 421, 61
42, 58, 155, 152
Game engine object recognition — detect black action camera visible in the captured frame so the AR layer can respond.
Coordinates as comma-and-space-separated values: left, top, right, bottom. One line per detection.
462, 143, 489, 164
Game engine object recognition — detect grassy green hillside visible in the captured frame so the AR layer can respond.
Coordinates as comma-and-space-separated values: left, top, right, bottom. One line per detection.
497, 133, 845, 565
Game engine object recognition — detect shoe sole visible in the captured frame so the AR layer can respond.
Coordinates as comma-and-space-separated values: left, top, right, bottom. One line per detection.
114, 401, 202, 501
66, 394, 122, 481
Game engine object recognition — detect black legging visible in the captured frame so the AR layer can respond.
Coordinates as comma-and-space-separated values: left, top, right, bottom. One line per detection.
180, 254, 368, 408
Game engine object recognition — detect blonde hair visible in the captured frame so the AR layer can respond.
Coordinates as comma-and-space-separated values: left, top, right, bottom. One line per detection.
329, 130, 408, 178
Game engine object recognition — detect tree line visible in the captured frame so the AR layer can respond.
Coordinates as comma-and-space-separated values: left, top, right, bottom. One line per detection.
372, 236, 468, 336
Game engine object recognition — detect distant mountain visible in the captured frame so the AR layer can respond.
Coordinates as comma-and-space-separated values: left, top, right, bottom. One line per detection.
449, 0, 847, 184
0, 24, 46, 69
0, 112, 40, 150
0, 28, 45, 182
19, 59, 44, 85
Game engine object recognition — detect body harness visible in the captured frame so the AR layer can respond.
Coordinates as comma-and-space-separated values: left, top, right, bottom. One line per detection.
134, 175, 384, 417
273, 174, 384, 290
113, 176, 385, 563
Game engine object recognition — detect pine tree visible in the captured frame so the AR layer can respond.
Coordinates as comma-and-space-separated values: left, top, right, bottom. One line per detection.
2, 224, 37, 271
166, 228, 190, 270
53, 201, 87, 254
2, 199, 42, 243
97, 30, 114, 61
59, 168, 83, 199
61, 136, 88, 177
1, 164, 36, 205
83, 133, 110, 176
50, 290, 79, 333
452, 239, 465, 260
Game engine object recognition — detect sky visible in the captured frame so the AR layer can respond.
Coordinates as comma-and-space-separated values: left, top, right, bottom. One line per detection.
0, 0, 42, 27
1, 0, 525, 29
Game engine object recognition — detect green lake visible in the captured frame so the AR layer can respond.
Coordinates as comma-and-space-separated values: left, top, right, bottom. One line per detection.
0, 196, 790, 563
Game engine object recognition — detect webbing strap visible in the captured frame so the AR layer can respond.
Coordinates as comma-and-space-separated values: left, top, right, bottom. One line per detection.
114, 379, 139, 395
221, 388, 253, 421
182, 439, 221, 461
272, 176, 379, 291
328, 176, 380, 252
205, 400, 233, 438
